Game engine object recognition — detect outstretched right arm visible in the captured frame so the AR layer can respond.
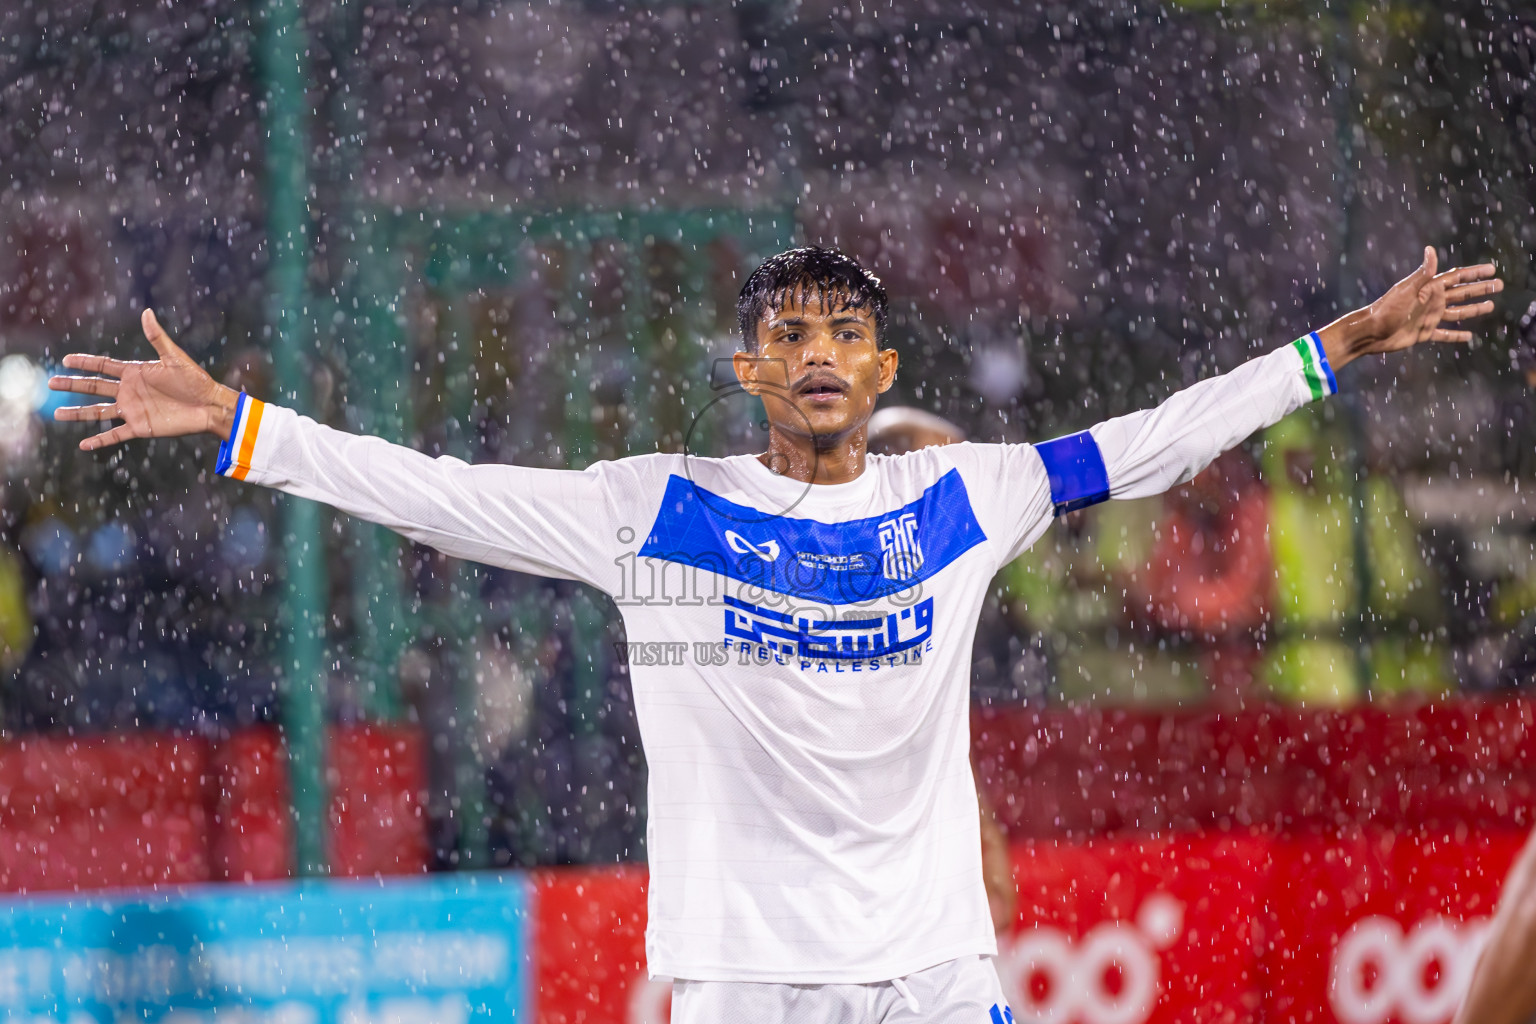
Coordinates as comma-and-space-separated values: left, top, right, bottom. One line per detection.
50, 311, 626, 590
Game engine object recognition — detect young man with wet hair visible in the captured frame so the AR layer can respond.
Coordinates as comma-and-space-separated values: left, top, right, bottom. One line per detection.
52, 245, 1500, 1022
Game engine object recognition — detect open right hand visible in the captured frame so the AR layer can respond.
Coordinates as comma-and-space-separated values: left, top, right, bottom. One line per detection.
49, 309, 239, 451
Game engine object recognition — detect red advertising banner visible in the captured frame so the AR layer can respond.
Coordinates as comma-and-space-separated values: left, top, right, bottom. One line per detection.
533, 864, 656, 1024
528, 829, 1528, 1024
328, 724, 430, 877
0, 734, 212, 892
1263, 830, 1524, 1024
973, 700, 1536, 840
1002, 833, 1270, 1024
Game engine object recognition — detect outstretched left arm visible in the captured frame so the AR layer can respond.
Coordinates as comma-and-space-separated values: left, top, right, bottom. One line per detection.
1033, 248, 1502, 515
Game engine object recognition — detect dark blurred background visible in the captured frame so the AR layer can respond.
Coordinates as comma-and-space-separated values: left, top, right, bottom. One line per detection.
0, 0, 1533, 874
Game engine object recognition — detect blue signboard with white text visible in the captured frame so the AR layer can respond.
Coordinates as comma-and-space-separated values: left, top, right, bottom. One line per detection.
0, 874, 531, 1023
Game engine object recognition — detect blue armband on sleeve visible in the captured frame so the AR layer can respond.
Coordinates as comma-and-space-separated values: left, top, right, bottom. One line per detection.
1035, 430, 1110, 516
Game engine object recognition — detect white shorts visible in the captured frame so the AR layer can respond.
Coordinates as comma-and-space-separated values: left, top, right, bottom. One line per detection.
670, 955, 1014, 1024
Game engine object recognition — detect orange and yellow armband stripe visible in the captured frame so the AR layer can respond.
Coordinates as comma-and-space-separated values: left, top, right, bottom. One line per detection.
214, 392, 266, 480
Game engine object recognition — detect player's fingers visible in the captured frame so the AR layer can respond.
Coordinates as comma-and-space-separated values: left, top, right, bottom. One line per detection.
60, 353, 128, 377
53, 403, 120, 422
1429, 328, 1474, 344
1438, 262, 1499, 285
79, 423, 138, 451
141, 309, 183, 360
1419, 245, 1437, 280
1441, 301, 1497, 322
47, 375, 119, 398
1445, 278, 1503, 303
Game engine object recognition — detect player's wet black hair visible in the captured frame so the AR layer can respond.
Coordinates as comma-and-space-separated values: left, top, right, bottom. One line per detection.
736, 246, 888, 352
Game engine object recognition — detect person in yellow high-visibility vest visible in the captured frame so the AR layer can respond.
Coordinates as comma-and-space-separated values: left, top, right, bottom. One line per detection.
1363, 468, 1450, 697
1259, 409, 1447, 704
1000, 493, 1208, 705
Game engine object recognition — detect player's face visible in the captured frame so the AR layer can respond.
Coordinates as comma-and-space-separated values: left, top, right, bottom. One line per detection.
733, 294, 898, 445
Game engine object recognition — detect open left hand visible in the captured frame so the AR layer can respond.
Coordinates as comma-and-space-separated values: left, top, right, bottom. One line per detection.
1370, 246, 1501, 351
1322, 247, 1503, 369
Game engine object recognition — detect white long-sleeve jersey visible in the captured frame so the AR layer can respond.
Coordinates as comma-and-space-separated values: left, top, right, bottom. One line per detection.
215, 334, 1336, 983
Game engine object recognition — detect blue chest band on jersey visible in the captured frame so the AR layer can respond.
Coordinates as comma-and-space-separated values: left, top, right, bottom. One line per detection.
1035, 430, 1111, 515
639, 468, 987, 603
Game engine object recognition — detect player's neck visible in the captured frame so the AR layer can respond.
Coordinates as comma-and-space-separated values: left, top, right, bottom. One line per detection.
756, 429, 868, 485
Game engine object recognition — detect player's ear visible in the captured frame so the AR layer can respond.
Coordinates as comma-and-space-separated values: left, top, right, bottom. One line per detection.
732, 349, 762, 395
875, 346, 898, 394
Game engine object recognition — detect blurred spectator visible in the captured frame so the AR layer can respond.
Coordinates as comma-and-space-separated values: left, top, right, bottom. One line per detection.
1259, 411, 1365, 704
999, 415, 1445, 709
1479, 301, 1536, 689
1142, 448, 1271, 703
1000, 497, 1203, 704
482, 578, 646, 869
1362, 468, 1449, 698
1259, 409, 1447, 705
1145, 450, 1271, 638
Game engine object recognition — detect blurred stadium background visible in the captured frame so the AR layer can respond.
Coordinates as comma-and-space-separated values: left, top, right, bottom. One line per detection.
0, 0, 1533, 1021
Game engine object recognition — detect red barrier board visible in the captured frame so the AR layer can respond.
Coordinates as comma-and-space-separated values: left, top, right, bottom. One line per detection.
529, 837, 1272, 1024
533, 865, 655, 1024
0, 705, 1527, 1024
1263, 830, 1524, 1024
527, 828, 1529, 1024
0, 734, 211, 892
328, 724, 429, 877
1002, 833, 1270, 1024
210, 726, 291, 882
213, 723, 431, 881
972, 699, 1536, 839
0, 724, 430, 890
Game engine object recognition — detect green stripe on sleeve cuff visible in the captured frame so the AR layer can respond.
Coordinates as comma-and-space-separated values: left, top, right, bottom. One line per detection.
1292, 336, 1325, 401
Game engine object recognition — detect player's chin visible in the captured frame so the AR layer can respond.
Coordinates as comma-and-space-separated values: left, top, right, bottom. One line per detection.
796, 401, 856, 432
